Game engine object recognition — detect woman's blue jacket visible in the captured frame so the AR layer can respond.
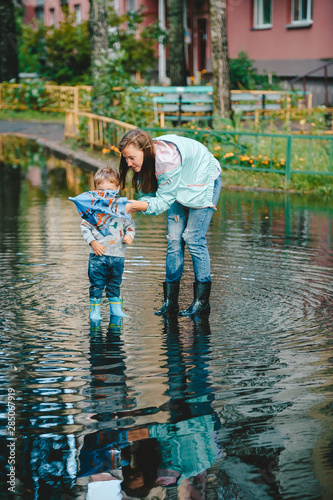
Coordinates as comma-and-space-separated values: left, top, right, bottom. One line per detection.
140, 134, 218, 216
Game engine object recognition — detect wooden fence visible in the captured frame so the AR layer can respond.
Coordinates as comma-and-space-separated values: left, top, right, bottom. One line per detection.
2, 83, 332, 133
64, 110, 136, 149
0, 82, 312, 116
0, 83, 91, 113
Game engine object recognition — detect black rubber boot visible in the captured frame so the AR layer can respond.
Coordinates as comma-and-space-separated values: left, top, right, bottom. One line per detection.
179, 281, 211, 317
154, 281, 180, 316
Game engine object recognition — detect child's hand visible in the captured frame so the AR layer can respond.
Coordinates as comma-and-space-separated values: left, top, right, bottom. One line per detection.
90, 240, 106, 256
123, 234, 133, 245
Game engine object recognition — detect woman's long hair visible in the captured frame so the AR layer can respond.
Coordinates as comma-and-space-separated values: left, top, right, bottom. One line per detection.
118, 129, 157, 194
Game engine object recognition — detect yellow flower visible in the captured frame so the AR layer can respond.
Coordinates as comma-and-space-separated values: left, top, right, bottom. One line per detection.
214, 146, 221, 151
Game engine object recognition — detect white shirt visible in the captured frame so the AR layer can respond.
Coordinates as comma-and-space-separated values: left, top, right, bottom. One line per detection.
154, 140, 221, 179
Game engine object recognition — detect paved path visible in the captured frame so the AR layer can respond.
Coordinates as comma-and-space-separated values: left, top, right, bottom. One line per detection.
0, 120, 65, 142
0, 119, 109, 170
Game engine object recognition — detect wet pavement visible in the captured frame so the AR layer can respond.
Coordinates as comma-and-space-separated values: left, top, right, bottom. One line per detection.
0, 120, 65, 142
0, 120, 109, 171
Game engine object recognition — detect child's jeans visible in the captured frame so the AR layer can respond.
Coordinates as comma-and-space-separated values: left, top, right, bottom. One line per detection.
88, 254, 125, 299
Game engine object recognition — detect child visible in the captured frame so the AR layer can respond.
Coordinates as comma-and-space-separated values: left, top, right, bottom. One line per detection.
70, 166, 135, 321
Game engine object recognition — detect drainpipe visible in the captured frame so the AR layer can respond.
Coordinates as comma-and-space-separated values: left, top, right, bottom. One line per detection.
158, 0, 168, 84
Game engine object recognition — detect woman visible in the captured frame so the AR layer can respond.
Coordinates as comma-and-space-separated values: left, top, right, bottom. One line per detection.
119, 129, 222, 317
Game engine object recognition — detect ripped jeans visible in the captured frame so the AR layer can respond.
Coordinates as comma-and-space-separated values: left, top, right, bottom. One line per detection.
165, 174, 222, 283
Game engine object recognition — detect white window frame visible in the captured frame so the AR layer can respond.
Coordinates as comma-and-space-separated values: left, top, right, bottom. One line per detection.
253, 0, 272, 29
50, 8, 55, 26
126, 0, 135, 13
291, 0, 313, 26
36, 6, 44, 23
75, 4, 81, 25
113, 0, 120, 14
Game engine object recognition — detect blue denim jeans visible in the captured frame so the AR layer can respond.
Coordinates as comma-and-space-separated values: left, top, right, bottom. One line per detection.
165, 174, 222, 283
88, 254, 125, 299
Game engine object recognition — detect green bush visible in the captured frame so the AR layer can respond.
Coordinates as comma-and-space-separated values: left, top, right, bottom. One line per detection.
230, 50, 280, 90
17, 12, 91, 85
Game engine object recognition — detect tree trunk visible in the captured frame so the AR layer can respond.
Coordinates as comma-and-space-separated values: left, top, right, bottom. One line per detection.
0, 0, 19, 82
167, 0, 187, 86
89, 0, 109, 112
209, 0, 231, 120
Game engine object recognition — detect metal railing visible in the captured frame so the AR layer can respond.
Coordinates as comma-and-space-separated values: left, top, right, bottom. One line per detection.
64, 111, 333, 184
143, 127, 333, 183
290, 59, 333, 107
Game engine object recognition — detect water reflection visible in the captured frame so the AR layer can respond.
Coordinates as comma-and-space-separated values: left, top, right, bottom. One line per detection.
0, 136, 333, 499
75, 318, 223, 500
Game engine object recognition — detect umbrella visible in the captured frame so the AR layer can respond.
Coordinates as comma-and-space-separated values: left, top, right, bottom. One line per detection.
69, 190, 130, 230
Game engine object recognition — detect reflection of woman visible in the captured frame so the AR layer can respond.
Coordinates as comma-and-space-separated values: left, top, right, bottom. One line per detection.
119, 129, 222, 317
77, 318, 223, 498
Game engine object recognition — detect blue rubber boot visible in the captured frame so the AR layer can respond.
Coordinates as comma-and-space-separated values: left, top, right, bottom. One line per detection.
108, 315, 122, 331
108, 297, 128, 317
90, 298, 102, 321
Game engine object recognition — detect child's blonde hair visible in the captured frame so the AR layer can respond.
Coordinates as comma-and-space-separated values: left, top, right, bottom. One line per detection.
94, 165, 120, 188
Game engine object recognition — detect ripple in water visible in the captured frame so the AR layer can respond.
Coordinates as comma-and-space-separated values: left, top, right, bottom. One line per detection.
0, 152, 332, 499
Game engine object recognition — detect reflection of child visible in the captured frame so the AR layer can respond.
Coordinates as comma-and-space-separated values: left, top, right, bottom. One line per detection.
80, 166, 135, 321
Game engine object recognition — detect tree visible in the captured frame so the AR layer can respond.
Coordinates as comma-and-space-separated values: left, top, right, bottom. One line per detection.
209, 0, 231, 120
89, 0, 109, 111
167, 0, 187, 86
0, 0, 19, 82
88, 6, 161, 125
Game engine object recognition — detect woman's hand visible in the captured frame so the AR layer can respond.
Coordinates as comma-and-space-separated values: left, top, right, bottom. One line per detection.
125, 200, 149, 213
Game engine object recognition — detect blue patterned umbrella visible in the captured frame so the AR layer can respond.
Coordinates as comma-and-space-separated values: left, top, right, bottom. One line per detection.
69, 190, 130, 228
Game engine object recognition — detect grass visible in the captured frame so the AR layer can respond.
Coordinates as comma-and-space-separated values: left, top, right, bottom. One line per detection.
0, 109, 65, 122
221, 168, 333, 195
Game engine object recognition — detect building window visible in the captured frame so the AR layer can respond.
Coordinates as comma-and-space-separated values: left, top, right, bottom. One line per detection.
291, 0, 312, 24
254, 0, 272, 29
50, 8, 55, 26
126, 0, 135, 12
75, 4, 81, 25
36, 6, 44, 22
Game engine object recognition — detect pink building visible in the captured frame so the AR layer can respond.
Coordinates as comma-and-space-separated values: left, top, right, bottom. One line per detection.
23, 0, 90, 26
22, 0, 333, 105
226, 0, 333, 105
